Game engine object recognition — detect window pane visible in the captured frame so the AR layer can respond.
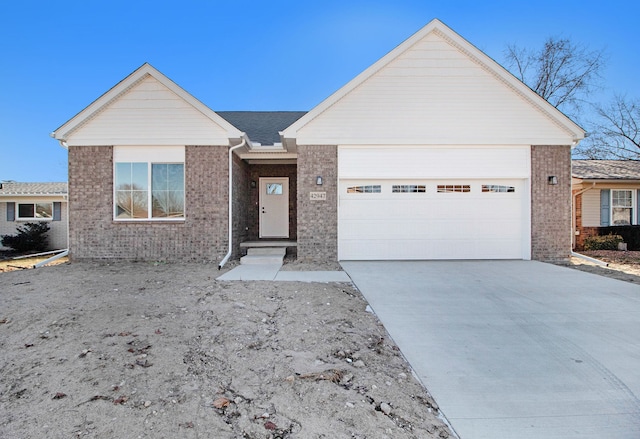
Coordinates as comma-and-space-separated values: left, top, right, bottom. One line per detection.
115, 162, 149, 219
131, 191, 148, 218
132, 163, 148, 190
18, 204, 35, 218
437, 185, 471, 193
35, 203, 53, 218
115, 163, 131, 190
152, 164, 168, 190
392, 185, 426, 193
152, 190, 184, 218
168, 164, 184, 191
482, 185, 515, 193
266, 183, 283, 195
151, 163, 184, 218
347, 185, 381, 193
612, 208, 632, 225
115, 191, 132, 218
612, 190, 632, 208
116, 190, 148, 218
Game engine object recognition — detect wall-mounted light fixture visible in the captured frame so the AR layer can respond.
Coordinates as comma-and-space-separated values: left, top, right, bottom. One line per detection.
316, 176, 323, 186
250, 180, 256, 188
548, 176, 558, 185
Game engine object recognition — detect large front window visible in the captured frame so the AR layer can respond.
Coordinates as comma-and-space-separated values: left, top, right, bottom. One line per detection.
115, 162, 184, 220
612, 190, 633, 225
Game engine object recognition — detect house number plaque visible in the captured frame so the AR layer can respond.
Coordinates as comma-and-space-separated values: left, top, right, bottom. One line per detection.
309, 192, 327, 201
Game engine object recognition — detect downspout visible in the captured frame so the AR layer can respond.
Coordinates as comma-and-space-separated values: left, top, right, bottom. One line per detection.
571, 182, 596, 249
218, 137, 247, 270
56, 139, 71, 257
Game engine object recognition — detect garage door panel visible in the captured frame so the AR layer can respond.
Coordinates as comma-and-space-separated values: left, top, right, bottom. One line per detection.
339, 238, 522, 260
338, 178, 528, 260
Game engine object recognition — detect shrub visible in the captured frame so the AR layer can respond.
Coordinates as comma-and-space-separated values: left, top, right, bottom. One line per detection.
599, 226, 640, 251
583, 234, 624, 251
1, 222, 50, 253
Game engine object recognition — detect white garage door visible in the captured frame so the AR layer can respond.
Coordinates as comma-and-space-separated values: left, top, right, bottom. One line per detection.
337, 146, 531, 260
338, 179, 527, 260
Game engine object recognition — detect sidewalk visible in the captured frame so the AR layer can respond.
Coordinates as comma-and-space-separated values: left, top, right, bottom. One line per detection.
216, 263, 351, 282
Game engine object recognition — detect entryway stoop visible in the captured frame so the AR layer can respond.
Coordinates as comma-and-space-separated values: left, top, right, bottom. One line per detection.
240, 247, 286, 265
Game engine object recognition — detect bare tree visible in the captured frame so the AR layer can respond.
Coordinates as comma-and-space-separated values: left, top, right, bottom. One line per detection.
574, 95, 640, 159
504, 37, 606, 118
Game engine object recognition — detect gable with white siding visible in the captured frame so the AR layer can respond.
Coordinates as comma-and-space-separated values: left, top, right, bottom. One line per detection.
52, 63, 242, 147
283, 20, 583, 147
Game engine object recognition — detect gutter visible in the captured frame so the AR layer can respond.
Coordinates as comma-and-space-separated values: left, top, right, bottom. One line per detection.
218, 136, 248, 270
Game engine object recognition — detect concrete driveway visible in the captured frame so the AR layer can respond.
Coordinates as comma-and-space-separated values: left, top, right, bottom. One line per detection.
341, 260, 640, 439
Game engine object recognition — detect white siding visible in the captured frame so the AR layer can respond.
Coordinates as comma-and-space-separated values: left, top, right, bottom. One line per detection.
339, 145, 530, 179
582, 189, 601, 227
66, 76, 231, 146
296, 32, 574, 146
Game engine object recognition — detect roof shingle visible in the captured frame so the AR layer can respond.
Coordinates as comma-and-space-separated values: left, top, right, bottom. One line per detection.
217, 111, 306, 145
572, 160, 640, 180
0, 182, 68, 196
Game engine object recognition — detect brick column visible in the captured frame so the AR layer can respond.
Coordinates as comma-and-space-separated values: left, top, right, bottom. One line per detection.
531, 145, 572, 261
297, 145, 338, 261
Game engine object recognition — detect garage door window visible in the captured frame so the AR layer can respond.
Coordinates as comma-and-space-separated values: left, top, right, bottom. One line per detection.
482, 185, 515, 193
437, 185, 470, 193
347, 185, 381, 193
392, 185, 426, 193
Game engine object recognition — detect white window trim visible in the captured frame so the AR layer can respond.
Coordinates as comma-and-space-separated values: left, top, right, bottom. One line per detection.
113, 146, 186, 222
16, 202, 54, 221
610, 189, 636, 226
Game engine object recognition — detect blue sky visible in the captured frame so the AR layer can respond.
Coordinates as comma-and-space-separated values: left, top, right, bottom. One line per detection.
1, 0, 638, 182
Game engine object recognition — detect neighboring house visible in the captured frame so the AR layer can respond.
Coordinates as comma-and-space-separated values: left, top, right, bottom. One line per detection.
51, 19, 584, 263
572, 160, 640, 249
0, 182, 68, 251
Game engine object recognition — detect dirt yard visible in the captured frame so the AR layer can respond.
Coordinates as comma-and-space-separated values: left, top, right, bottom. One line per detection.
567, 250, 640, 284
0, 261, 452, 439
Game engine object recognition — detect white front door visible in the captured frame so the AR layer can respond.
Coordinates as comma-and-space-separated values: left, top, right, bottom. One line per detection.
259, 177, 289, 238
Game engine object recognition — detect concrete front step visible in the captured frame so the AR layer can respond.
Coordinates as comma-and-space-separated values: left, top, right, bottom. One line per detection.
241, 247, 286, 265
246, 247, 286, 256
240, 255, 284, 265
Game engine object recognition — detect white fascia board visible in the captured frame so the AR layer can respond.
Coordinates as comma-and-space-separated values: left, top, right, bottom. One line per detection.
296, 135, 578, 146
52, 63, 243, 141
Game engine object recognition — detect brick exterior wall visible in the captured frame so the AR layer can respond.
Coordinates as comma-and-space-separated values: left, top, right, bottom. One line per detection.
247, 164, 297, 241
297, 145, 338, 261
531, 145, 572, 261
68, 145, 231, 262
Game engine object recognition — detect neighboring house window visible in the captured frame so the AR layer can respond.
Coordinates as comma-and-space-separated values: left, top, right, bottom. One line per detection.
113, 146, 186, 221
611, 189, 633, 225
17, 202, 53, 220
115, 163, 185, 219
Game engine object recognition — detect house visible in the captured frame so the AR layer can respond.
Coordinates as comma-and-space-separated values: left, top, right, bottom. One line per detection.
51, 19, 584, 263
572, 160, 640, 249
0, 182, 68, 251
